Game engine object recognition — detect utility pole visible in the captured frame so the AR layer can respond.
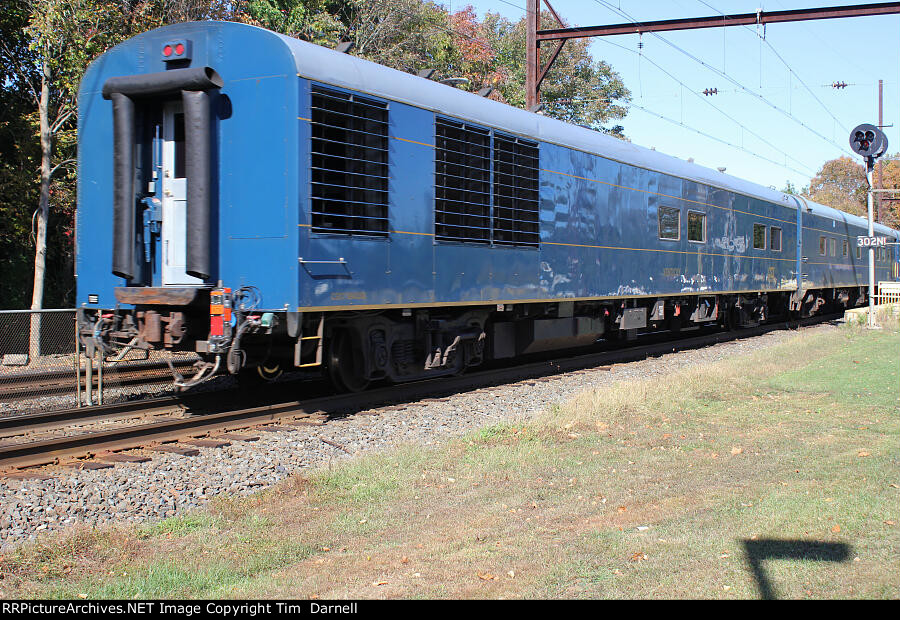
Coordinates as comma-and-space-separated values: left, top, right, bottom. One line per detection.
526, 0, 538, 110
877, 79, 883, 223
526, 0, 567, 111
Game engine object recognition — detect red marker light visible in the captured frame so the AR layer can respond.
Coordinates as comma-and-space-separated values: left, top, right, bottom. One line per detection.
175, 43, 184, 55
163, 45, 173, 57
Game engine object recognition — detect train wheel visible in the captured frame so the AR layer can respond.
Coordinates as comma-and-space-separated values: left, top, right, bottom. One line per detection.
236, 361, 282, 389
327, 331, 370, 393
257, 362, 283, 381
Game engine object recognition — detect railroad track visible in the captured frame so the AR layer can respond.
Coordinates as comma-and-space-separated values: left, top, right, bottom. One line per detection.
0, 315, 840, 473
0, 358, 197, 402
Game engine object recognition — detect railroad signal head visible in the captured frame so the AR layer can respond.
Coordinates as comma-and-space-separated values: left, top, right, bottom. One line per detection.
849, 123, 887, 159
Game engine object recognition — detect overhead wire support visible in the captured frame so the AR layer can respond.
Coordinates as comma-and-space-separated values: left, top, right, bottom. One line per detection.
525, 1, 900, 144
533, 2, 900, 41
591, 35, 818, 177
588, 0, 866, 156
695, 0, 850, 134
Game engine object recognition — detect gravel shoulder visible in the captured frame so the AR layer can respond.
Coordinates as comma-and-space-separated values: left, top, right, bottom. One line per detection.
0, 324, 841, 550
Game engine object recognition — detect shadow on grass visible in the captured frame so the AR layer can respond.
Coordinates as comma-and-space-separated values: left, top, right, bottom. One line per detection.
742, 539, 852, 600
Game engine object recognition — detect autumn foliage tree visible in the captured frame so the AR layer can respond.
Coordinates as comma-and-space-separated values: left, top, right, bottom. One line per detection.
806, 154, 900, 228
338, 3, 631, 136
0, 0, 632, 315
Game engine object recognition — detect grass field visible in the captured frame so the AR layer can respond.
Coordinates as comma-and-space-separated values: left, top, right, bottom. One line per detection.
1, 323, 897, 599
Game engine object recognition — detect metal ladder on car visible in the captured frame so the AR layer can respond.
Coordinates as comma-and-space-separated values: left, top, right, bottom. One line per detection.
294, 313, 324, 368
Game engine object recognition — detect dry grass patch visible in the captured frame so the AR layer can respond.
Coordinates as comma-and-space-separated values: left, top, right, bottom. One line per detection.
1, 324, 897, 599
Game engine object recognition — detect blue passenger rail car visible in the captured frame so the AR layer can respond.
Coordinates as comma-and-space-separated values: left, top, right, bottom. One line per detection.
76, 21, 900, 389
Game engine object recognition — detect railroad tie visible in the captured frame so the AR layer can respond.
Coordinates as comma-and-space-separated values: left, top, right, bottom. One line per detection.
64, 461, 113, 470
148, 445, 201, 457
1, 470, 55, 480
255, 425, 296, 433
181, 438, 231, 448
214, 433, 260, 442
286, 418, 326, 427
96, 452, 151, 464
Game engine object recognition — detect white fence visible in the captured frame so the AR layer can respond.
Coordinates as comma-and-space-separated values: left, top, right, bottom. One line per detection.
877, 281, 900, 305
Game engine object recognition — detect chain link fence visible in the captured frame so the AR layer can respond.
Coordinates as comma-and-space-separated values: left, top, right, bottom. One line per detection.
0, 309, 201, 414
0, 309, 80, 413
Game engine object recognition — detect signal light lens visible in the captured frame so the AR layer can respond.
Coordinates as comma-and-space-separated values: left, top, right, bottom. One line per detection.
163, 45, 173, 57
175, 43, 184, 55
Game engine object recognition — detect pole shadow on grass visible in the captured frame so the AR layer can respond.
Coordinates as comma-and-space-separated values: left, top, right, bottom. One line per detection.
742, 539, 852, 599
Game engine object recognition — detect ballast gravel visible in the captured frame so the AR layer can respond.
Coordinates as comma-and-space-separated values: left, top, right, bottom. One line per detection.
0, 324, 839, 549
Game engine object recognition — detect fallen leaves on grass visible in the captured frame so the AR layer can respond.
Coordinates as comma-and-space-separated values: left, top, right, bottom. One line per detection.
858, 451, 871, 457
831, 525, 841, 533
372, 580, 388, 587
477, 573, 497, 581
730, 446, 743, 456
629, 551, 648, 563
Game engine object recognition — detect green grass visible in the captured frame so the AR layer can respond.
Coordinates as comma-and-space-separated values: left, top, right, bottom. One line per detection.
1, 324, 897, 599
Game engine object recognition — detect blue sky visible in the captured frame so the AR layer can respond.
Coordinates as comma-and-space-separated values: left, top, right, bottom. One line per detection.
454, 0, 899, 191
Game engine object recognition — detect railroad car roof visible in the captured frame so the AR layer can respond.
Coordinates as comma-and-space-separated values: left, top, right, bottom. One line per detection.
90, 21, 897, 237
273, 26, 894, 236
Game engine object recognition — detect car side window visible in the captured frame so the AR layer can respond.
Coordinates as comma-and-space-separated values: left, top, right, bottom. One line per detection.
687, 211, 706, 243
753, 224, 766, 250
658, 206, 680, 241
769, 227, 782, 252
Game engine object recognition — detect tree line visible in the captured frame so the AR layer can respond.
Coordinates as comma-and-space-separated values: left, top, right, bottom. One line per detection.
0, 0, 630, 310
784, 155, 900, 229
1, 1, 895, 311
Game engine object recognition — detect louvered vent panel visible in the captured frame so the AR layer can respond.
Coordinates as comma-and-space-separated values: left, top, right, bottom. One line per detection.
310, 86, 389, 236
493, 133, 539, 247
434, 117, 492, 243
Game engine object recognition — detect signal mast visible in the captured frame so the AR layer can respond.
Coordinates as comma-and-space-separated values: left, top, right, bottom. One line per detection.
848, 124, 889, 327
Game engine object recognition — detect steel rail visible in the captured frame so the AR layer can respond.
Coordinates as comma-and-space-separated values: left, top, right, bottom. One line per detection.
0, 359, 196, 402
0, 314, 838, 472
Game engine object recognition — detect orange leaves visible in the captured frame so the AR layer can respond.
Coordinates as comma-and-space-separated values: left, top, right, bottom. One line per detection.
629, 551, 648, 563
449, 7, 495, 67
